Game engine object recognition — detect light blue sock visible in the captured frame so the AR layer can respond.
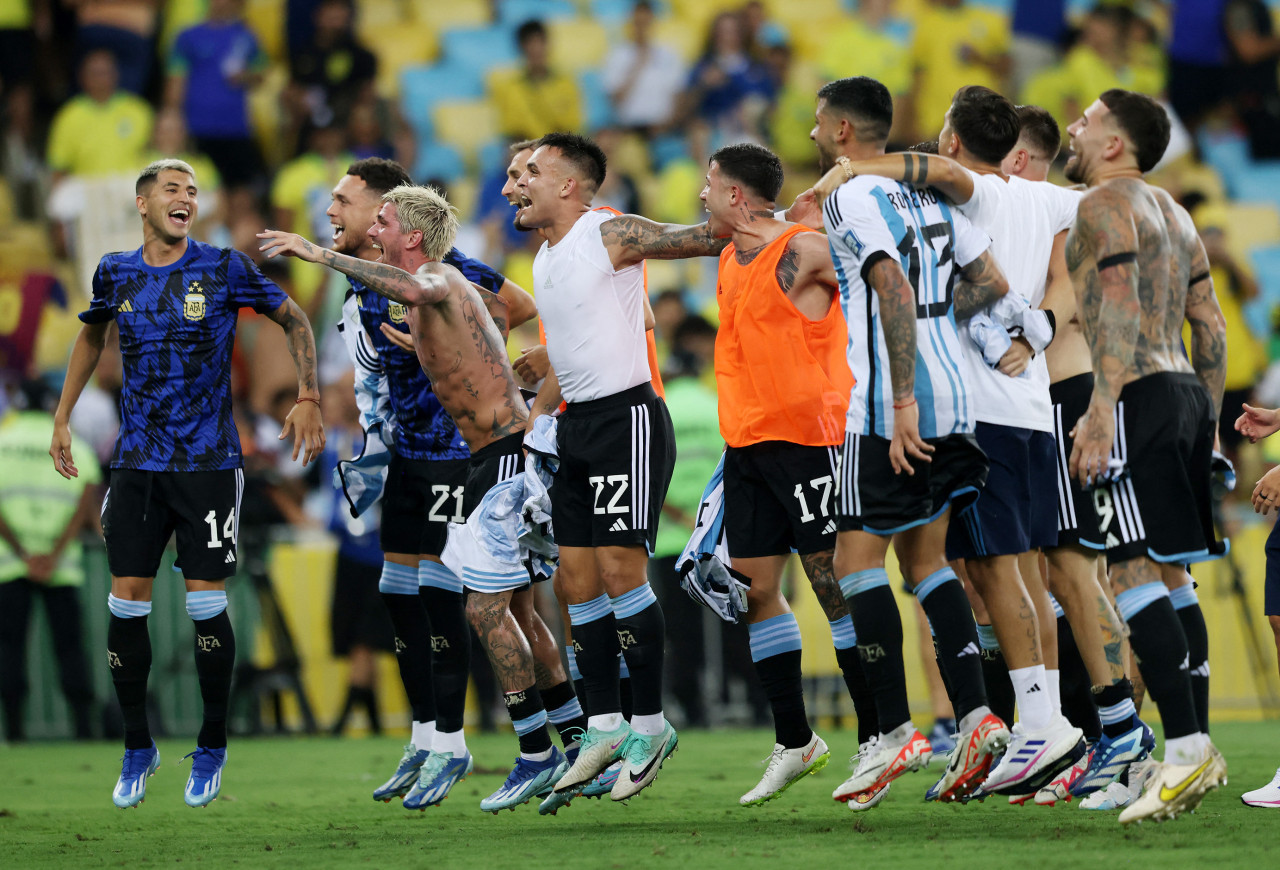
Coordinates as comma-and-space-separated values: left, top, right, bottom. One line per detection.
419, 559, 463, 593
1115, 582, 1169, 621
828, 614, 857, 650
748, 613, 804, 663
108, 594, 152, 619
378, 561, 418, 596
185, 590, 227, 621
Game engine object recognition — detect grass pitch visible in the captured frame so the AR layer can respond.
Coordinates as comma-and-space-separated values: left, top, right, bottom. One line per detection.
3, 722, 1274, 869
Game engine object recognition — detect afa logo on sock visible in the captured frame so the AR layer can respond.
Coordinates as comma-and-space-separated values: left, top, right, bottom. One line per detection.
431, 635, 450, 652
196, 634, 222, 652
107, 650, 122, 669
616, 628, 637, 651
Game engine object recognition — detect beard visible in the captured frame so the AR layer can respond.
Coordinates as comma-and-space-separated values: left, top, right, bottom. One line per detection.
1063, 154, 1086, 185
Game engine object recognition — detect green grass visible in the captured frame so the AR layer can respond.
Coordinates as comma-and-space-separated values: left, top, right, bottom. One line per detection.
3, 723, 1274, 869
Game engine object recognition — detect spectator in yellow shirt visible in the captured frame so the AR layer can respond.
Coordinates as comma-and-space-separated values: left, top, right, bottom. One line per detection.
909, 0, 1010, 143
1059, 6, 1164, 124
46, 49, 153, 182
488, 19, 582, 141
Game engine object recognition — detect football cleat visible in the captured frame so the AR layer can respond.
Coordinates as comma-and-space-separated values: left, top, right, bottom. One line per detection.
538, 748, 580, 815
404, 750, 473, 810
373, 744, 429, 802
1118, 749, 1217, 824
739, 733, 830, 807
554, 722, 631, 793
1241, 766, 1280, 808
932, 713, 1009, 803
981, 717, 1086, 796
612, 720, 678, 801
182, 746, 226, 808
1035, 747, 1093, 805
1079, 780, 1135, 811
580, 760, 622, 798
1070, 720, 1154, 797
832, 728, 932, 801
481, 749, 566, 813
112, 743, 160, 809
848, 780, 891, 812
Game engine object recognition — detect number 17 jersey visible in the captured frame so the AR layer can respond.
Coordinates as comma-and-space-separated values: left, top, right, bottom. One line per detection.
823, 175, 991, 441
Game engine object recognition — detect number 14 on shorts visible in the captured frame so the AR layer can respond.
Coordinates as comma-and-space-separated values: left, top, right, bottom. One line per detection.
204, 509, 236, 548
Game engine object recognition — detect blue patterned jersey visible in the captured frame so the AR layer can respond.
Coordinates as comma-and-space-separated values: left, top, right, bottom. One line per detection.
350, 247, 506, 462
80, 240, 288, 472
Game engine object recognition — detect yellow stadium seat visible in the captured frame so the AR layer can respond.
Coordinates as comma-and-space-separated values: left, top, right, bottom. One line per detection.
369, 25, 439, 98
245, 0, 287, 63
669, 0, 742, 36
1224, 202, 1280, 259
764, 0, 844, 22
549, 19, 611, 72
431, 100, 499, 162
652, 17, 704, 63
416, 2, 489, 29
0, 178, 14, 229
443, 177, 478, 222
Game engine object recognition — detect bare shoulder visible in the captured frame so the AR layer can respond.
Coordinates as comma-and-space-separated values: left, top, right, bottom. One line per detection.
1076, 184, 1132, 224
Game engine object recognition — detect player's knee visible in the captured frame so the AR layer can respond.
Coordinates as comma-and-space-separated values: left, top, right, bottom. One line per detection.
464, 593, 504, 631
744, 582, 785, 612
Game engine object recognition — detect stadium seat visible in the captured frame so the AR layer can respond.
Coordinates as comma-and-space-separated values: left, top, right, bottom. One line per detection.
653, 16, 704, 62
368, 25, 438, 99
414, 141, 466, 184
1249, 244, 1280, 336
416, 3, 489, 29
550, 19, 611, 72
400, 64, 487, 138
592, 0, 645, 23
440, 25, 521, 73
1198, 130, 1254, 198
1235, 164, 1280, 214
498, 0, 578, 26
432, 100, 500, 163
1225, 202, 1280, 260
578, 70, 616, 132
244, 0, 286, 62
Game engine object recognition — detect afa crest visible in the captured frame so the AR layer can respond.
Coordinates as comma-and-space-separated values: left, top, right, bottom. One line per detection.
388, 302, 407, 324
184, 280, 206, 321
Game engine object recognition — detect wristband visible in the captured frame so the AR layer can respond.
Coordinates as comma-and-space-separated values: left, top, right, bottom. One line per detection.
296, 396, 321, 407
893, 398, 916, 410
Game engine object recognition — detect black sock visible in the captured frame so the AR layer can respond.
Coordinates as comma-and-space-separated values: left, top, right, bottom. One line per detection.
1176, 602, 1210, 735
108, 614, 153, 750
754, 649, 811, 748
620, 676, 634, 721
419, 587, 469, 733
192, 610, 236, 748
381, 592, 436, 723
616, 601, 665, 717
835, 645, 878, 744
1126, 599, 1199, 740
1094, 678, 1138, 739
1057, 615, 1102, 742
357, 686, 381, 734
571, 614, 622, 716
917, 579, 987, 722
505, 685, 553, 755
979, 644, 1016, 727
846, 586, 910, 734
541, 680, 588, 746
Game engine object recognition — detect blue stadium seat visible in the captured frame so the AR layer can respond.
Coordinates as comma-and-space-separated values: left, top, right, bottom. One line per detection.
1198, 130, 1253, 197
1237, 165, 1280, 213
439, 25, 520, 72
499, 0, 578, 26
579, 70, 616, 132
1248, 244, 1280, 337
400, 63, 487, 138
414, 141, 466, 184
592, 0, 638, 22
479, 139, 512, 176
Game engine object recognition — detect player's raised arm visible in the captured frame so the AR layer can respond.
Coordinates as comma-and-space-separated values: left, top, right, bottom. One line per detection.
50, 321, 110, 479
813, 152, 976, 206
1183, 234, 1228, 419
257, 229, 451, 307
263, 296, 326, 465
599, 214, 730, 270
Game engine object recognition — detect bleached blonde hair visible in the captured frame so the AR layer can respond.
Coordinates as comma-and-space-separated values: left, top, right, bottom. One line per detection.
382, 184, 459, 260
136, 159, 196, 195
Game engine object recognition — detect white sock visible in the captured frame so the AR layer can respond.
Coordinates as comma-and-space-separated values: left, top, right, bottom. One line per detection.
411, 720, 436, 751
1046, 669, 1062, 717
1009, 665, 1052, 731
432, 728, 467, 757
1164, 733, 1206, 766
521, 747, 554, 762
630, 713, 666, 736
587, 712, 625, 732
884, 721, 916, 745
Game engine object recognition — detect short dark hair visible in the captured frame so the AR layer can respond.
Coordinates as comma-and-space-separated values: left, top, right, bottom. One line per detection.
948, 85, 1021, 165
673, 313, 717, 345
346, 157, 412, 195
537, 131, 607, 193
509, 137, 540, 156
1015, 105, 1061, 161
710, 142, 784, 203
1099, 88, 1170, 173
516, 19, 546, 46
909, 140, 939, 154
816, 77, 893, 144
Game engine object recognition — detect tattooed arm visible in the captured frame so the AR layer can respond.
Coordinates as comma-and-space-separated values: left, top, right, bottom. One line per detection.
498, 278, 537, 329
265, 297, 326, 464
256, 230, 450, 306
812, 153, 976, 205
1184, 236, 1228, 420
527, 364, 563, 432
600, 214, 730, 270
867, 256, 934, 474
779, 232, 840, 319
480, 287, 511, 339
952, 249, 1010, 319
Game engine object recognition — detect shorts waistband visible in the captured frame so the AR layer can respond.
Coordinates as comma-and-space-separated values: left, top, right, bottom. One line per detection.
565, 382, 656, 414
1049, 372, 1093, 401
469, 431, 526, 462
1120, 371, 1202, 397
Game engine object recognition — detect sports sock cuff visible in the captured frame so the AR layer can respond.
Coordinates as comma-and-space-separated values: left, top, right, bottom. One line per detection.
618, 653, 631, 678
912, 568, 956, 603
564, 645, 582, 681
418, 559, 463, 593
567, 594, 613, 625
379, 562, 418, 595
976, 623, 999, 651
1115, 581, 1169, 621
1169, 583, 1199, 610
1049, 593, 1065, 619
828, 614, 857, 650
838, 568, 890, 599
609, 583, 658, 619
108, 594, 152, 619
547, 695, 584, 725
511, 709, 549, 735
185, 590, 227, 621
1097, 697, 1137, 725
748, 612, 804, 662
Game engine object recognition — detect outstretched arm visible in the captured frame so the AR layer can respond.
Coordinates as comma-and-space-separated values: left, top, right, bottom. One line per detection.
498, 278, 537, 329
257, 230, 450, 307
1184, 236, 1227, 419
813, 153, 975, 205
600, 214, 730, 270
264, 297, 326, 464
50, 321, 110, 479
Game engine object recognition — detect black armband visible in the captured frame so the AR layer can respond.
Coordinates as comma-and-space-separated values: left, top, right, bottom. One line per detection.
1096, 251, 1137, 271
1189, 271, 1211, 286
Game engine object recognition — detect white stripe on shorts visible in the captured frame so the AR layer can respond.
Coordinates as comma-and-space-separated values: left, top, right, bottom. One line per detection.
630, 403, 651, 530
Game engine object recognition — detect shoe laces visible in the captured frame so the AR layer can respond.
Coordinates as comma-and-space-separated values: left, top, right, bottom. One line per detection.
505, 756, 544, 786
850, 737, 882, 774
758, 746, 785, 772
183, 747, 222, 778
120, 747, 154, 780
418, 751, 449, 783
625, 733, 655, 765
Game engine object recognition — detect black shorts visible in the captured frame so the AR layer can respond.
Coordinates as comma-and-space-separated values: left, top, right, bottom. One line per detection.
1050, 373, 1105, 550
1265, 518, 1280, 617
946, 422, 1059, 560
1092, 372, 1223, 564
553, 383, 676, 550
330, 553, 396, 656
102, 468, 243, 580
462, 433, 526, 517
380, 455, 470, 557
837, 432, 987, 535
724, 440, 841, 557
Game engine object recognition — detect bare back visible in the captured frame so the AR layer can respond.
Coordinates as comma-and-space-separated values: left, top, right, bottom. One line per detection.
406, 263, 528, 452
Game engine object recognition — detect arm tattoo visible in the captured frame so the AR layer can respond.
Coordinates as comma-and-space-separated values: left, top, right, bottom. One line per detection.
480, 289, 510, 339
775, 246, 800, 293
1186, 275, 1227, 416
601, 215, 729, 262
868, 258, 916, 401
312, 246, 446, 306
953, 251, 1008, 319
267, 299, 319, 394
903, 154, 929, 185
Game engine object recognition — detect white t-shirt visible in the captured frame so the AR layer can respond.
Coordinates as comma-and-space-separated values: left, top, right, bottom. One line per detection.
602, 41, 687, 128
957, 170, 1080, 431
533, 209, 650, 403
824, 176, 992, 440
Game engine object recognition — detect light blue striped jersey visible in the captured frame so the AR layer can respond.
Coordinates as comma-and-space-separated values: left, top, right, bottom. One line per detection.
823, 175, 991, 440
